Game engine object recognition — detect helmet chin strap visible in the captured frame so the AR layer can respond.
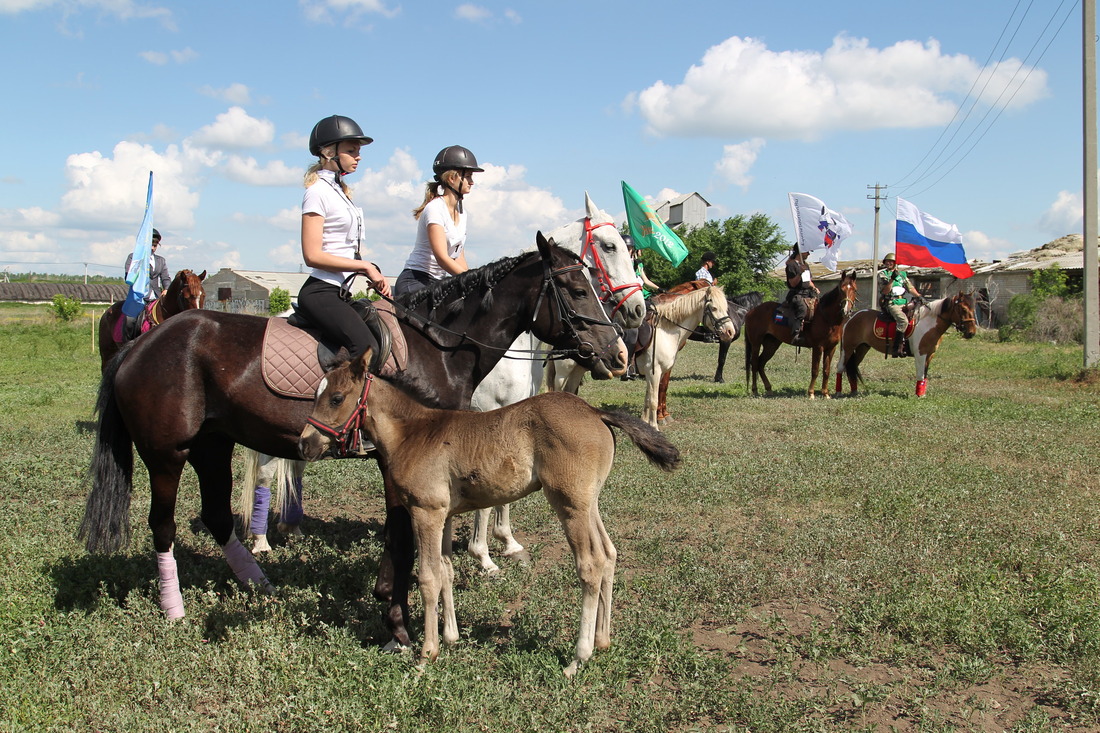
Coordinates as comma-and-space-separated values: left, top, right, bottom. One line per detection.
326, 149, 352, 186
438, 173, 465, 213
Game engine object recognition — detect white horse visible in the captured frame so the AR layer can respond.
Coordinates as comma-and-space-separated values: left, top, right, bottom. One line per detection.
636, 285, 736, 429
238, 194, 646, 563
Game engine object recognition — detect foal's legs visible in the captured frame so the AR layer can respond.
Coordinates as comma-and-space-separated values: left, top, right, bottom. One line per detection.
409, 505, 448, 663
373, 460, 414, 649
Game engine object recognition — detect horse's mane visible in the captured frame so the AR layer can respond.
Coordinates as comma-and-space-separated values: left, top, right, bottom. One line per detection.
655, 284, 726, 322
379, 369, 443, 409
394, 252, 527, 322
818, 269, 856, 308
729, 291, 763, 309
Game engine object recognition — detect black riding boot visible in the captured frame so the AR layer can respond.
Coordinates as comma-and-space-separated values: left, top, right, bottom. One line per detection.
891, 332, 906, 358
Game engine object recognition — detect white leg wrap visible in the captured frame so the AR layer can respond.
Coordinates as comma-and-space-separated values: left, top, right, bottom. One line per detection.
156, 548, 186, 619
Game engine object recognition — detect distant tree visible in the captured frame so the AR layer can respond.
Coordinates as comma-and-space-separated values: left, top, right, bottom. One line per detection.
268, 287, 291, 315
626, 214, 790, 296
1029, 264, 1072, 300
50, 294, 83, 322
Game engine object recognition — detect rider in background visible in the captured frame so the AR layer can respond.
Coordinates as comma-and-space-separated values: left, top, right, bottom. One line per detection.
124, 228, 171, 302
694, 251, 716, 284
878, 252, 921, 357
785, 246, 819, 342
296, 114, 391, 362
394, 145, 484, 297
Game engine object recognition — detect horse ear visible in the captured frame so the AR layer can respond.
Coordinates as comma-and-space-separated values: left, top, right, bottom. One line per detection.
198, 270, 207, 280
350, 348, 372, 381
584, 191, 598, 220
536, 231, 552, 259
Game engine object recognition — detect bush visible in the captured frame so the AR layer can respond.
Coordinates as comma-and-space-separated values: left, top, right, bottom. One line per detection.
49, 294, 83, 322
1001, 294, 1039, 340
1031, 297, 1083, 344
268, 287, 291, 315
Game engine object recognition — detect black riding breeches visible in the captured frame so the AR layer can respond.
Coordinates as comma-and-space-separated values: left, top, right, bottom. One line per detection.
297, 277, 379, 362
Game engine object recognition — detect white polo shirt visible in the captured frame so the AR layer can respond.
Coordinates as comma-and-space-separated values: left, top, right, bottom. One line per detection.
302, 170, 364, 287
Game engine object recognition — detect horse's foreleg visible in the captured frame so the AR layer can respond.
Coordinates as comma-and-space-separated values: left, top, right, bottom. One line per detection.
820, 346, 836, 399
375, 465, 414, 649
467, 508, 500, 574
809, 347, 822, 399
440, 517, 459, 647
714, 339, 730, 382
410, 507, 446, 663
641, 369, 661, 429
656, 370, 672, 424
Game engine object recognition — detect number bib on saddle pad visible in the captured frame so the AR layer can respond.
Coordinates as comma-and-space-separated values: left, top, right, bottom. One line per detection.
872, 315, 915, 341
260, 300, 406, 399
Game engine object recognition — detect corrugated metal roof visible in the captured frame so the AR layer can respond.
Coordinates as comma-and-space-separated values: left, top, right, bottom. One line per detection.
0, 283, 129, 302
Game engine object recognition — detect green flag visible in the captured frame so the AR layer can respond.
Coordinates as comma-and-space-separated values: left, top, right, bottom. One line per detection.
622, 180, 689, 266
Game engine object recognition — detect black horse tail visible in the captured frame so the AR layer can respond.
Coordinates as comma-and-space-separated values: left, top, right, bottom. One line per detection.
844, 355, 863, 389
79, 347, 134, 553
598, 410, 681, 472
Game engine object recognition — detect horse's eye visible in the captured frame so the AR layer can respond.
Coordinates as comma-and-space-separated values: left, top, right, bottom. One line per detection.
571, 288, 588, 299
601, 241, 615, 253
331, 394, 345, 408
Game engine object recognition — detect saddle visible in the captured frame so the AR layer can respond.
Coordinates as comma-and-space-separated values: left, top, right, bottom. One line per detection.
874, 302, 918, 341
772, 295, 817, 327
261, 298, 405, 399
112, 301, 158, 344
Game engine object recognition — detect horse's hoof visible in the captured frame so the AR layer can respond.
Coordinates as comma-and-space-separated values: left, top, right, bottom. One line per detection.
382, 638, 411, 654
714, 377, 724, 383
504, 549, 532, 567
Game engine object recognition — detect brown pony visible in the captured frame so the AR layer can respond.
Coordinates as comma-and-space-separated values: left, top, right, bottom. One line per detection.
835, 293, 977, 397
742, 269, 858, 398
98, 268, 207, 370
299, 350, 680, 676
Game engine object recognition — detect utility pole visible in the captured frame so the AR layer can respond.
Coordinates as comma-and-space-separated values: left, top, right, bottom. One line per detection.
867, 183, 888, 301
1084, 0, 1099, 367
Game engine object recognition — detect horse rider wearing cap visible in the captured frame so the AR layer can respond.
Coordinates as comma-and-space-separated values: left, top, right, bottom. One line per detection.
878, 252, 922, 357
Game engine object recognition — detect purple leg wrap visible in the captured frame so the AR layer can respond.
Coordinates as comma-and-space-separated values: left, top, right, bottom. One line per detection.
280, 477, 304, 526
251, 485, 271, 536
222, 535, 273, 591
157, 549, 186, 619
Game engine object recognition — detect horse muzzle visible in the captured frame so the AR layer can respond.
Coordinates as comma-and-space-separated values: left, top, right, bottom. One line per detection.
298, 424, 331, 462
582, 337, 627, 380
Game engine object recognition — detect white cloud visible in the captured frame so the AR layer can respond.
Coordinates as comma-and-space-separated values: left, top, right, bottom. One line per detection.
140, 47, 196, 65
503, 8, 520, 23
268, 240, 302, 267
1039, 190, 1082, 235
139, 50, 167, 65
631, 34, 1049, 141
455, 3, 489, 21
300, 0, 400, 24
170, 47, 197, 63
0, 229, 55, 260
3, 0, 175, 28
961, 230, 1017, 263
715, 138, 765, 189
265, 207, 304, 232
199, 83, 252, 105
59, 140, 205, 229
223, 156, 303, 186
0, 206, 61, 227
190, 107, 276, 150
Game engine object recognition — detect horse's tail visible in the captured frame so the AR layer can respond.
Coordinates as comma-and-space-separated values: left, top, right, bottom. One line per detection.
234, 450, 304, 534
79, 347, 134, 553
598, 410, 681, 472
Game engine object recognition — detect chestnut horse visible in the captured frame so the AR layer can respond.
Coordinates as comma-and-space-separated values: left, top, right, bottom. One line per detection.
97, 268, 207, 370
80, 235, 625, 651
835, 293, 977, 397
299, 351, 680, 676
743, 269, 858, 398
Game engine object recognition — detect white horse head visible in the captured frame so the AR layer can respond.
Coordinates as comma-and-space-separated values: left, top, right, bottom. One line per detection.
545, 193, 646, 329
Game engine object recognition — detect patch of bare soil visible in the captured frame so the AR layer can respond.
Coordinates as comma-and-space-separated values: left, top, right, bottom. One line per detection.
693, 601, 1088, 731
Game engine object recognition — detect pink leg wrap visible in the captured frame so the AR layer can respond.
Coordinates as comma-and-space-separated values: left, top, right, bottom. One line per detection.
222, 536, 274, 592
156, 549, 186, 619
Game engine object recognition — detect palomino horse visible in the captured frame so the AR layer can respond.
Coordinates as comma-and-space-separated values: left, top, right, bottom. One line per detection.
835, 293, 977, 397
299, 350, 680, 676
97, 268, 207, 369
80, 235, 625, 652
636, 284, 735, 429
742, 269, 858, 398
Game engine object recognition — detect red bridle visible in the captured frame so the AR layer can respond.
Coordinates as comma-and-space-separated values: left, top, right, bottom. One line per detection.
304, 374, 374, 456
581, 218, 642, 322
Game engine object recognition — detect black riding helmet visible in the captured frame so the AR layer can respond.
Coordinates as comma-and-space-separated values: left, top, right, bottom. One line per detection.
432, 145, 484, 177
431, 145, 483, 214
309, 115, 373, 158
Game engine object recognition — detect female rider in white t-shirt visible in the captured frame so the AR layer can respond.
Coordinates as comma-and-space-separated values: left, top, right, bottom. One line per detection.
394, 145, 484, 296
296, 115, 391, 361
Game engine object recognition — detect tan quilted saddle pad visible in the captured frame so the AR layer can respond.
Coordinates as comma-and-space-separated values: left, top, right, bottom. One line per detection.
261, 300, 406, 399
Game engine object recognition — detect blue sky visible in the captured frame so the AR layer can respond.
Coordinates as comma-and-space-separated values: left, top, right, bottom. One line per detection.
0, 0, 1087, 279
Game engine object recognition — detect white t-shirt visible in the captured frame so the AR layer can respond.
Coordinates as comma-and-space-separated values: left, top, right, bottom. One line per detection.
403, 196, 466, 281
302, 170, 364, 287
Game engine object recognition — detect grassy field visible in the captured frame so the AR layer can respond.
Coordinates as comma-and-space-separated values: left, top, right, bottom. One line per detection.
2, 312, 1100, 731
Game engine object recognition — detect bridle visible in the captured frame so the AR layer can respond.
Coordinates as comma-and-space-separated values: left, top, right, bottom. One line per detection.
305, 374, 374, 456
701, 289, 734, 334
938, 296, 977, 333
532, 251, 624, 363
581, 218, 641, 322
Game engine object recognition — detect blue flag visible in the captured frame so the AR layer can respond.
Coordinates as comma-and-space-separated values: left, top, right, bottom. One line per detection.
122, 172, 155, 317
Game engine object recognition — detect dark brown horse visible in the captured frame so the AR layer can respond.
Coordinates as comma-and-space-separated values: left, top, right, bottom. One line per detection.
743, 269, 858, 398
98, 268, 207, 370
835, 293, 977, 397
80, 234, 625, 649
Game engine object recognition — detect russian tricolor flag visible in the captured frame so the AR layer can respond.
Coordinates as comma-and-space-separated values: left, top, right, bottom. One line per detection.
895, 197, 973, 279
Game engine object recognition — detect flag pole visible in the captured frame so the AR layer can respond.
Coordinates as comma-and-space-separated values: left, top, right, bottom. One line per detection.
1083, 0, 1098, 367
867, 183, 887, 300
